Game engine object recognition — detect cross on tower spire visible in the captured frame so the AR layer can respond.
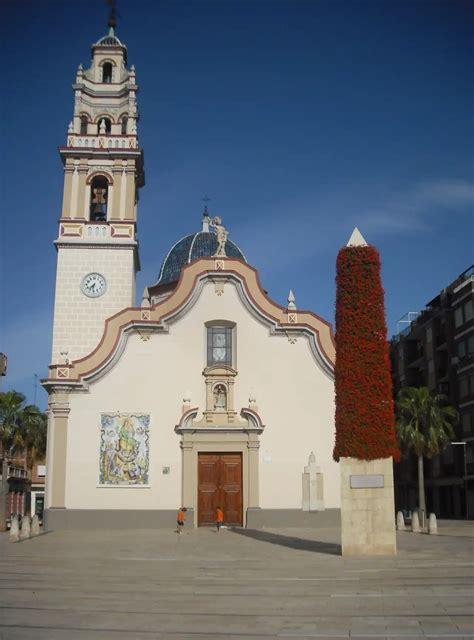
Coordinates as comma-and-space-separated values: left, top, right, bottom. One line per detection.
106, 0, 117, 30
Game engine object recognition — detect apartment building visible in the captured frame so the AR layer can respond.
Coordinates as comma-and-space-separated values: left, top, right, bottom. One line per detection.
390, 266, 474, 519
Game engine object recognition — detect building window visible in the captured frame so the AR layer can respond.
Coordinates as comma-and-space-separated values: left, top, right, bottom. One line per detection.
207, 326, 232, 366
466, 300, 474, 322
102, 62, 113, 83
80, 115, 88, 135
455, 300, 474, 328
459, 377, 469, 398
461, 413, 471, 434
457, 334, 474, 360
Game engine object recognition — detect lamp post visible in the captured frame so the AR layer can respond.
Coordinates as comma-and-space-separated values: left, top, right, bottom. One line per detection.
451, 442, 468, 520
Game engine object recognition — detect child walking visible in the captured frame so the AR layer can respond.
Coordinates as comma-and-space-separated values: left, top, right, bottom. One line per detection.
176, 507, 187, 534
216, 506, 224, 532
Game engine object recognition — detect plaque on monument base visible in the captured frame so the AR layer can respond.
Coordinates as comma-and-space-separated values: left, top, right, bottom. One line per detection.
340, 457, 396, 556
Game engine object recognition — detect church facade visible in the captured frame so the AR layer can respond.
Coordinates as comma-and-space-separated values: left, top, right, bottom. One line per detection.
43, 23, 338, 529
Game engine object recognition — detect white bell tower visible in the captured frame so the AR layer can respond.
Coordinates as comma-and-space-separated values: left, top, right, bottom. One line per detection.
51, 15, 145, 364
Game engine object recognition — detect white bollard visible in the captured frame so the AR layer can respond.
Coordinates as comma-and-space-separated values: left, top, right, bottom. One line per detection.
411, 511, 420, 533
396, 511, 406, 531
428, 513, 438, 535
31, 514, 40, 537
9, 515, 20, 542
19, 515, 31, 540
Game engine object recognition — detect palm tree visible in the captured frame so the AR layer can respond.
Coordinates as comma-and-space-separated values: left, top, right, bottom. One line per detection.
17, 404, 48, 472
396, 386, 458, 521
0, 391, 47, 530
0, 391, 26, 462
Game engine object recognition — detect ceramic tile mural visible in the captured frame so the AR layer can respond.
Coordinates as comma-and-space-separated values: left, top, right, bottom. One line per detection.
99, 414, 150, 485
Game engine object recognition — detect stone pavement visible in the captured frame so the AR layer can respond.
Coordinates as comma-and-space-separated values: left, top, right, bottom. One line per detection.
0, 520, 473, 640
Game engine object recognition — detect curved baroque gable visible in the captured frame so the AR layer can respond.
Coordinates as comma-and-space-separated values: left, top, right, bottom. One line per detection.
45, 258, 335, 387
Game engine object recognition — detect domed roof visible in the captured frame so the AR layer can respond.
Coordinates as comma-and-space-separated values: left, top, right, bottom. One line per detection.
155, 215, 246, 286
93, 27, 126, 48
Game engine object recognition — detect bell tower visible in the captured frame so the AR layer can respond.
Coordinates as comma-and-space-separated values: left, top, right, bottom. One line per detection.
51, 15, 145, 364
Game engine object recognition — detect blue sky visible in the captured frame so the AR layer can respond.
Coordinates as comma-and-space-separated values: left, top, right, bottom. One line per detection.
1, 0, 472, 408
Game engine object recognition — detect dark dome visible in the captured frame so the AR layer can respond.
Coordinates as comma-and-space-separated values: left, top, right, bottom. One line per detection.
156, 230, 246, 286
93, 28, 126, 48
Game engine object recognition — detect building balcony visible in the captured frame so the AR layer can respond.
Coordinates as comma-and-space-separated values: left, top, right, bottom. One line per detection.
66, 134, 138, 150
7, 465, 28, 480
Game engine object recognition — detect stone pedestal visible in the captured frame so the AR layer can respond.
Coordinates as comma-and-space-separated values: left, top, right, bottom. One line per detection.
19, 515, 31, 540
302, 452, 324, 511
31, 514, 40, 536
9, 515, 19, 542
340, 457, 396, 556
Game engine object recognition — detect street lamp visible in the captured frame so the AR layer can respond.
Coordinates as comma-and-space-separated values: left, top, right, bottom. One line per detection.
451, 442, 468, 520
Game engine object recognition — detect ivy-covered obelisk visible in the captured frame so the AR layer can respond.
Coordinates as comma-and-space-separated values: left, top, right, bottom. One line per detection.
334, 228, 399, 556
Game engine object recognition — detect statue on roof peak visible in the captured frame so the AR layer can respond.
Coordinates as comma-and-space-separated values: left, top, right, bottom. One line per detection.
210, 216, 228, 256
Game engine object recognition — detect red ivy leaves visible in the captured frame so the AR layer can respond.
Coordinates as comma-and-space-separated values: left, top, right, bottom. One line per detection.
333, 245, 400, 462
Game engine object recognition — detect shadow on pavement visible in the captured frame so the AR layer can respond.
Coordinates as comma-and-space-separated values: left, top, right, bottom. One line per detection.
230, 527, 342, 556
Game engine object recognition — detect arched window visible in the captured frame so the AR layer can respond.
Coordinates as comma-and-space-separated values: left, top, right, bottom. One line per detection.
121, 115, 128, 135
90, 176, 109, 222
80, 115, 88, 135
97, 118, 112, 135
102, 63, 113, 84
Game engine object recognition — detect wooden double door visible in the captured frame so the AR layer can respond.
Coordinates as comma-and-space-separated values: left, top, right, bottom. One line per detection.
198, 453, 243, 526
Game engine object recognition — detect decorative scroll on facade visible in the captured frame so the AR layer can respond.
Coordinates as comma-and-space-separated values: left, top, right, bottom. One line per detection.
99, 414, 150, 485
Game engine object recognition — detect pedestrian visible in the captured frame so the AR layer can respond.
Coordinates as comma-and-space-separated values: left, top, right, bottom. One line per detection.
176, 507, 187, 534
216, 505, 224, 532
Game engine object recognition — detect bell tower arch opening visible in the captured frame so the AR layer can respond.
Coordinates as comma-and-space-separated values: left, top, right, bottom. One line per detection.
102, 61, 113, 83
89, 175, 109, 222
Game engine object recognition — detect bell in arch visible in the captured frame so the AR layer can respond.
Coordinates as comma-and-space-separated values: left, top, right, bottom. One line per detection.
90, 184, 108, 221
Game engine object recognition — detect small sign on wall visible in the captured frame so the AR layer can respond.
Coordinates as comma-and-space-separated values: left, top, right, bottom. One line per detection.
350, 474, 384, 489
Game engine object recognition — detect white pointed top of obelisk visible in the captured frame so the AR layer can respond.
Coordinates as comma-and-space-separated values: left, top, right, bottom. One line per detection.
346, 227, 368, 247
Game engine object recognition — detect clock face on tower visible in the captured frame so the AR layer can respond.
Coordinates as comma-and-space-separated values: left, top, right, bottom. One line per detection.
81, 272, 107, 298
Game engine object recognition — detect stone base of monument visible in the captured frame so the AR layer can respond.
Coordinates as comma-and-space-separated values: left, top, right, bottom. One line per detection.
340, 457, 396, 556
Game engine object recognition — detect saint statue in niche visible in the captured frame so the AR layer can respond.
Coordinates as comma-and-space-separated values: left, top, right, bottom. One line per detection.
213, 384, 227, 411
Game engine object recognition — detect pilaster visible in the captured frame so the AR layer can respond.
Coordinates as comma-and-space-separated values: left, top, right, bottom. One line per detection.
61, 160, 75, 218
247, 437, 260, 508
125, 161, 136, 220
111, 162, 123, 219
46, 392, 71, 509
75, 162, 89, 220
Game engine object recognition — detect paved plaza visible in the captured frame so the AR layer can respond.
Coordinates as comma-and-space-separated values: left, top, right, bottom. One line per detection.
0, 520, 473, 640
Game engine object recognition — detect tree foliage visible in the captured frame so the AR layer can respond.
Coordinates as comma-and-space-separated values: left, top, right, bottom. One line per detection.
0, 391, 47, 466
396, 386, 458, 459
396, 386, 458, 516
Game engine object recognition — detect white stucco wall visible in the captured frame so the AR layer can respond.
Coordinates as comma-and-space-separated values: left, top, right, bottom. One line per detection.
51, 246, 136, 363
64, 278, 338, 510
